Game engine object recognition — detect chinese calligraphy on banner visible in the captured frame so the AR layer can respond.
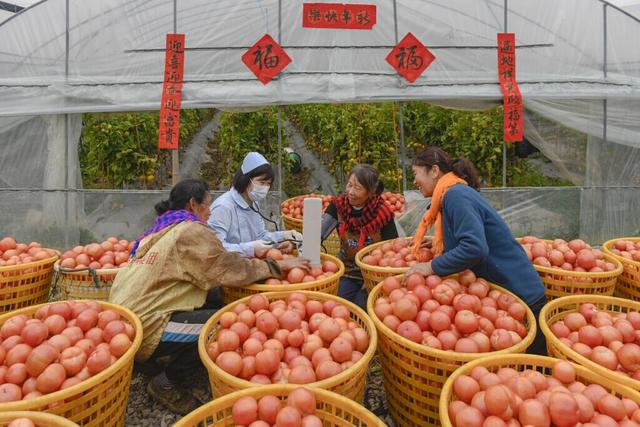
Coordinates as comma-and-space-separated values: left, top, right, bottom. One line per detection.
386, 32, 436, 83
303, 3, 376, 29
158, 34, 185, 150
242, 34, 292, 85
497, 33, 523, 142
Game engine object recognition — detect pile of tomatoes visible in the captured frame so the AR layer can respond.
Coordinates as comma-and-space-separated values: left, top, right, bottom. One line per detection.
0, 237, 56, 268
520, 237, 617, 273
231, 387, 322, 427
449, 360, 640, 427
207, 293, 369, 385
373, 271, 529, 353
59, 237, 133, 270
549, 303, 640, 381
0, 301, 135, 402
360, 237, 433, 268
609, 240, 640, 262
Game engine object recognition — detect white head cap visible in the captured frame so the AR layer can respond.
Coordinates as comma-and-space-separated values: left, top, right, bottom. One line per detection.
241, 152, 269, 174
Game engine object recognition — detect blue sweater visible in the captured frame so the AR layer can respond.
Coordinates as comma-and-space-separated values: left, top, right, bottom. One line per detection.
431, 185, 545, 306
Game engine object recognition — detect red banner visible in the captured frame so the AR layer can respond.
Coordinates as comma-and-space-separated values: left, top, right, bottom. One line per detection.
242, 34, 292, 85
497, 33, 523, 142
303, 3, 376, 29
158, 34, 185, 150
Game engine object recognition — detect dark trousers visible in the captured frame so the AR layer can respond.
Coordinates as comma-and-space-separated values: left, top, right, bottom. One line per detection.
148, 288, 224, 383
338, 276, 368, 311
526, 294, 548, 356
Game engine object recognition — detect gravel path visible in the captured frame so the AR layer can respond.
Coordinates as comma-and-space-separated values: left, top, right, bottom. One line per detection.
124, 355, 395, 426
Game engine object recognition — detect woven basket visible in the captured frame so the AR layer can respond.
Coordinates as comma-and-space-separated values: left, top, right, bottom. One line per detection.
0, 301, 143, 426
367, 274, 537, 427
517, 238, 623, 300
0, 252, 58, 313
174, 384, 386, 427
221, 253, 345, 304
603, 237, 640, 301
199, 291, 377, 403
281, 196, 341, 256
439, 353, 640, 427
0, 412, 79, 427
539, 294, 640, 391
355, 237, 414, 293
52, 262, 120, 302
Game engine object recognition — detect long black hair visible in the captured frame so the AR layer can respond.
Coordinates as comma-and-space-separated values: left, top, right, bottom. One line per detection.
155, 179, 210, 215
412, 146, 481, 190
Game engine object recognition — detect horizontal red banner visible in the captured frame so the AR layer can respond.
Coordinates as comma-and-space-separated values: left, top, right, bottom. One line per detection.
303, 3, 376, 29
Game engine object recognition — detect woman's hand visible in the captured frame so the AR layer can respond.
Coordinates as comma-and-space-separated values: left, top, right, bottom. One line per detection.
276, 257, 310, 272
277, 241, 294, 254
404, 261, 434, 278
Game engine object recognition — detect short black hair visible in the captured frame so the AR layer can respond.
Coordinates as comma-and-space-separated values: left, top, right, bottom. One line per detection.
232, 163, 275, 193
155, 179, 210, 215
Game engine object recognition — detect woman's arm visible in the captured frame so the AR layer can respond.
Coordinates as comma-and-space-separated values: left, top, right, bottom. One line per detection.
208, 203, 256, 257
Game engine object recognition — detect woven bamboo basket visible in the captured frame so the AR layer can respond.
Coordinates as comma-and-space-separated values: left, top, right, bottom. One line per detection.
439, 353, 640, 427
539, 294, 640, 391
517, 238, 623, 300
367, 274, 537, 427
603, 237, 640, 301
0, 412, 79, 427
281, 196, 341, 256
355, 237, 414, 293
175, 384, 386, 427
199, 291, 377, 403
0, 301, 143, 426
221, 253, 344, 304
0, 252, 58, 313
52, 262, 120, 302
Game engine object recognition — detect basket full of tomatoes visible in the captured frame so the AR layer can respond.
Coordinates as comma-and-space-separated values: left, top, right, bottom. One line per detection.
220, 252, 344, 304
519, 236, 623, 300
0, 237, 59, 313
603, 237, 640, 301
0, 300, 142, 426
367, 271, 536, 426
53, 237, 133, 301
199, 291, 376, 404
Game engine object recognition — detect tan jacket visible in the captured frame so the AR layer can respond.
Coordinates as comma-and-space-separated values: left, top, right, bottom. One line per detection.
109, 221, 279, 361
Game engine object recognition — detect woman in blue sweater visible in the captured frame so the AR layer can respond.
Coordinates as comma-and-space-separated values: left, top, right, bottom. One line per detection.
406, 146, 547, 355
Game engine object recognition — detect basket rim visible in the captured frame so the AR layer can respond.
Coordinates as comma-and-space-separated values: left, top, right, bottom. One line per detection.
354, 237, 415, 274
0, 251, 59, 273
174, 384, 386, 427
516, 237, 624, 278
438, 353, 640, 427
0, 411, 79, 426
198, 290, 378, 391
53, 260, 122, 275
603, 237, 640, 269
366, 274, 537, 361
235, 253, 345, 292
0, 300, 143, 411
539, 294, 640, 390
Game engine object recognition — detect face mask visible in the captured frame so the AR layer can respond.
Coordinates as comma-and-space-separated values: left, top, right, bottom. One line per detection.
248, 180, 269, 202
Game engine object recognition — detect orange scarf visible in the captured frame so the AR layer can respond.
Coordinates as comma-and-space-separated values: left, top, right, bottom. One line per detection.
412, 172, 468, 258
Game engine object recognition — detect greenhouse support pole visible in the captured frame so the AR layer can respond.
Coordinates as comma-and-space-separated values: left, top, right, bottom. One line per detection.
502, 0, 508, 188
392, 0, 407, 193
277, 0, 284, 207
64, 0, 70, 247
399, 103, 407, 192
171, 0, 179, 185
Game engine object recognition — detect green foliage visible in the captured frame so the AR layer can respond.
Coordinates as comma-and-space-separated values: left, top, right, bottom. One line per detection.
80, 109, 212, 188
285, 103, 401, 191
208, 108, 293, 188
